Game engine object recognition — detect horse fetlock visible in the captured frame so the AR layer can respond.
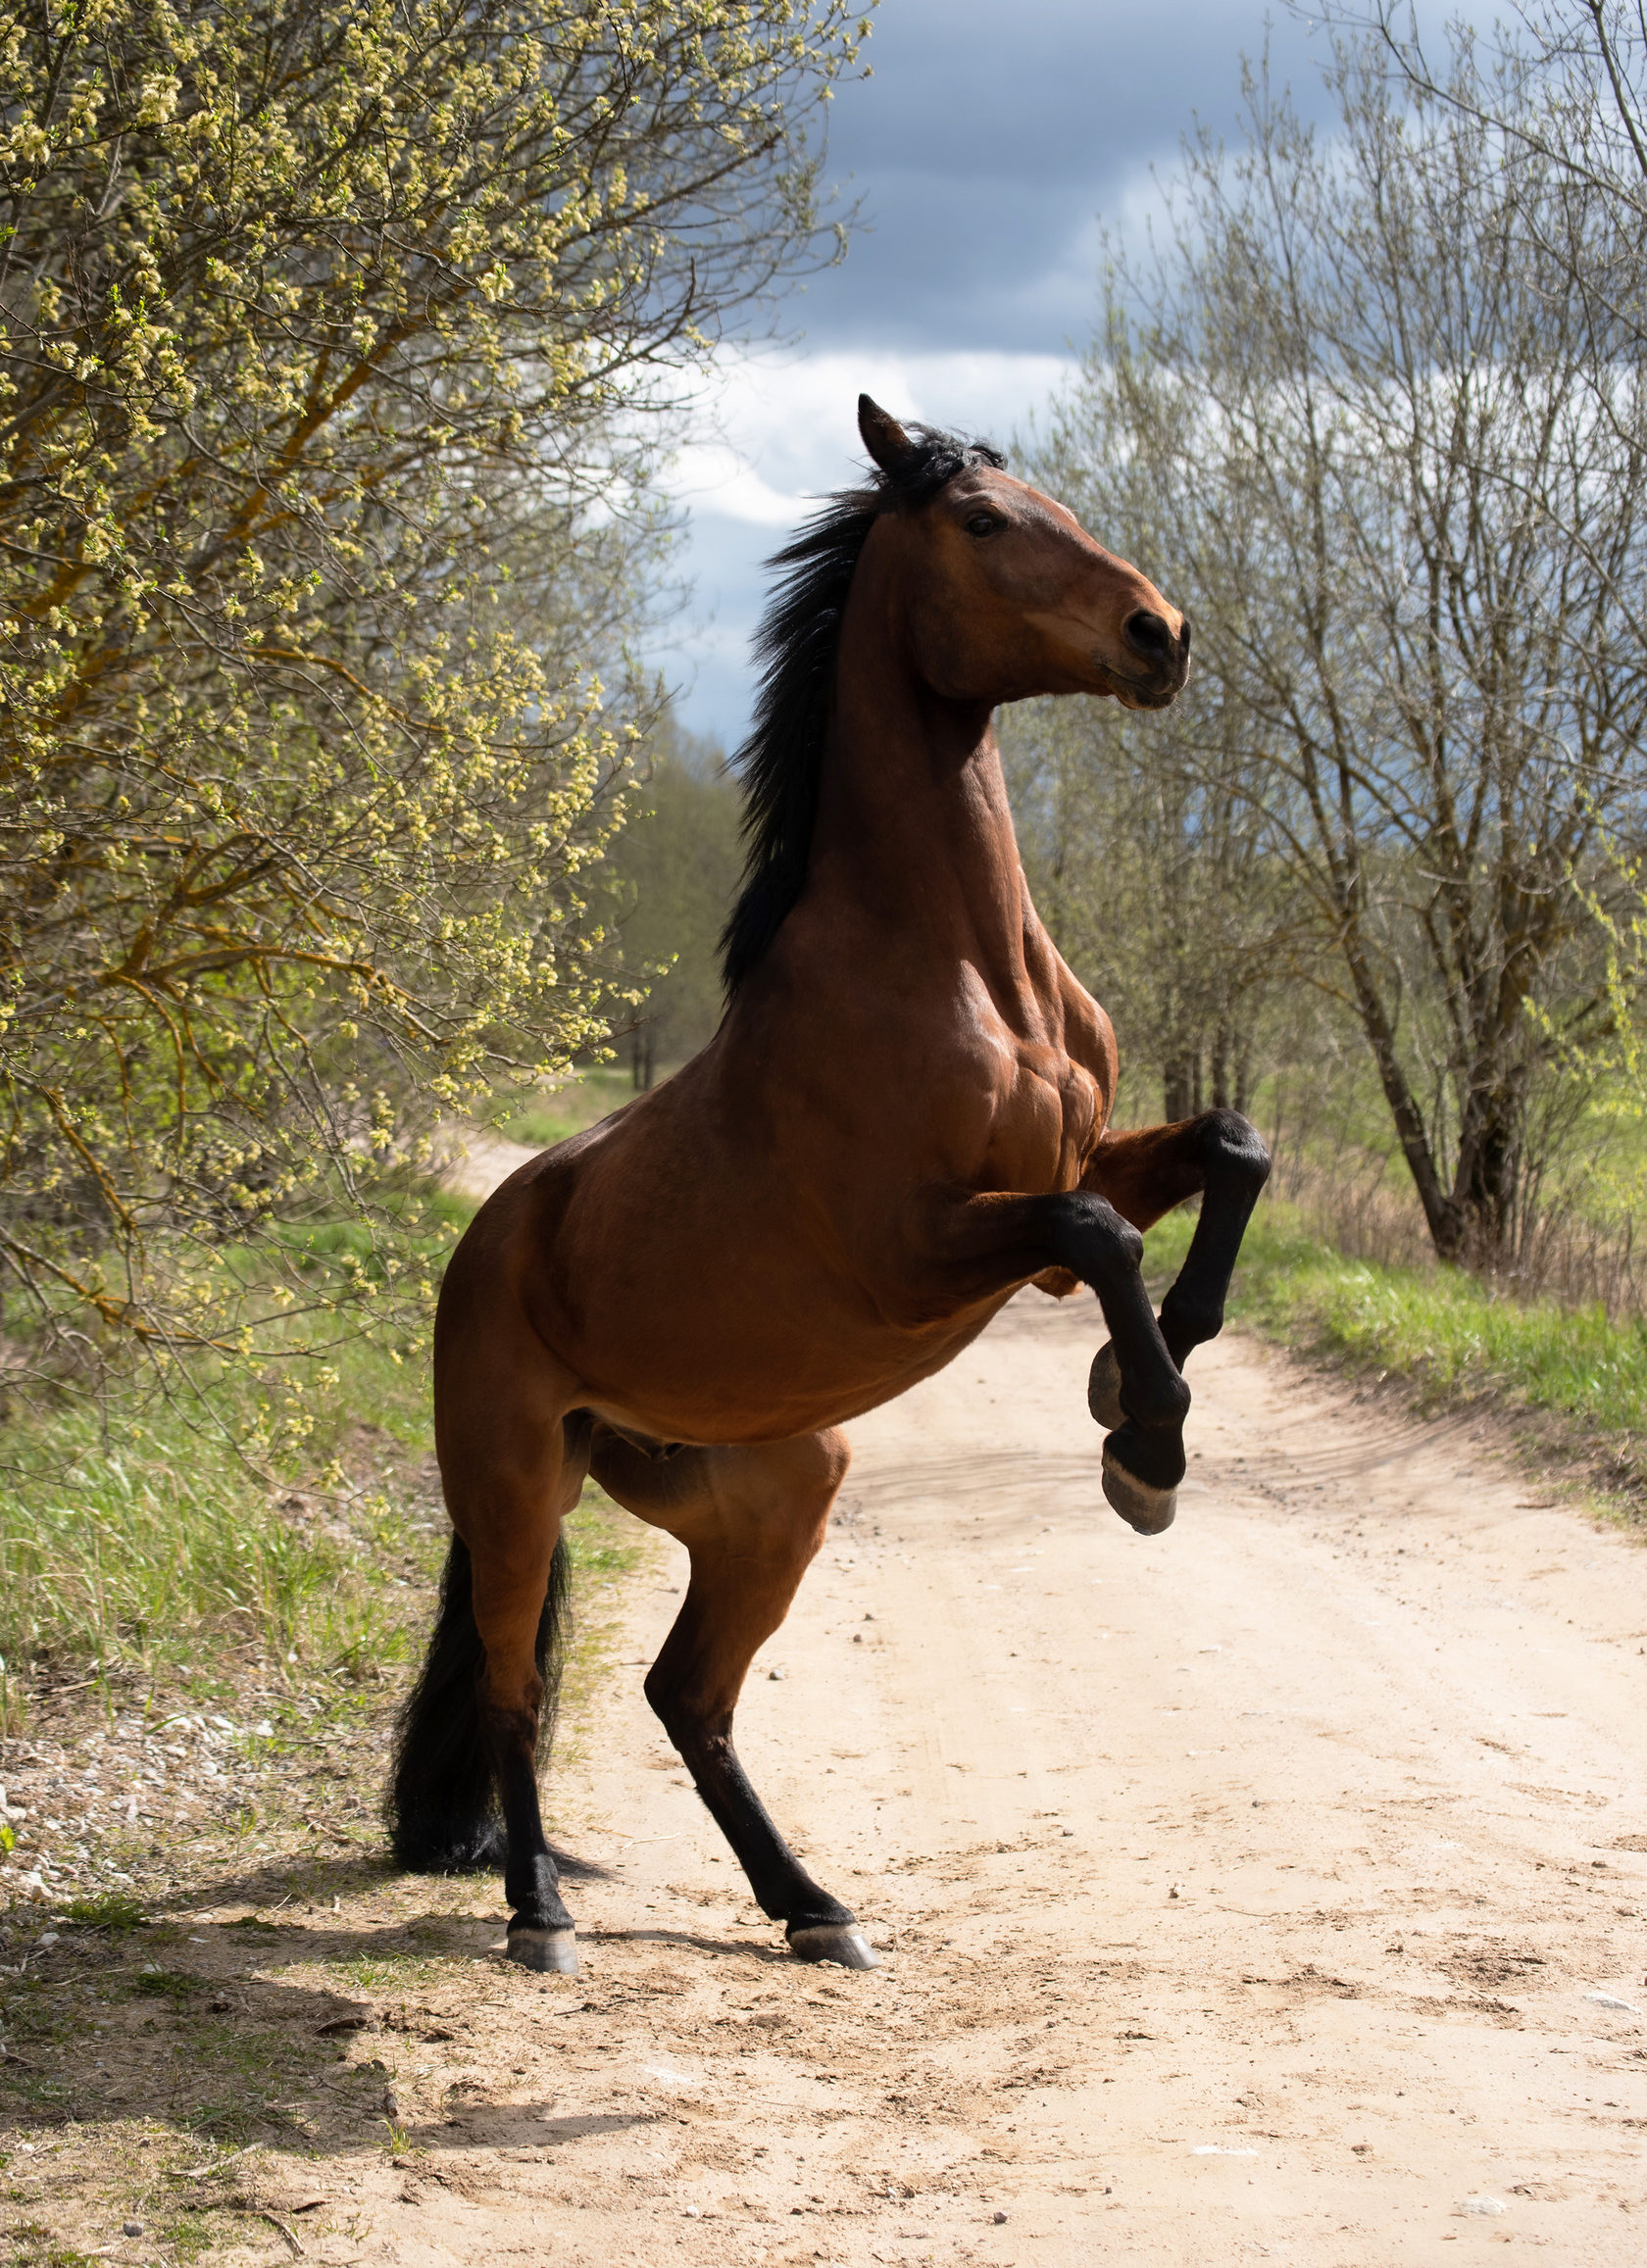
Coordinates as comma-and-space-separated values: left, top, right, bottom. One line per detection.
1104, 1414, 1186, 1494
505, 1849, 574, 1935
1127, 1370, 1191, 1434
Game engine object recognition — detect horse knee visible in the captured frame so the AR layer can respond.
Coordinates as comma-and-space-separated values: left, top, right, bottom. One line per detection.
644, 1660, 720, 1750
1159, 1284, 1226, 1349
1200, 1108, 1273, 1191
471, 1564, 558, 1719
1049, 1194, 1145, 1283
477, 1647, 544, 1724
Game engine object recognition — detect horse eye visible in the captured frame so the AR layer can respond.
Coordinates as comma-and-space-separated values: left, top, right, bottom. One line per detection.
966, 513, 999, 537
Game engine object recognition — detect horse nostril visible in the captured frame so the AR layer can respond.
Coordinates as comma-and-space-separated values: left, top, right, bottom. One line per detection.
1123, 608, 1173, 663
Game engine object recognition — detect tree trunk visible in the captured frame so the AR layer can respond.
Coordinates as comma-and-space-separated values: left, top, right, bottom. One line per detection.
1211, 1021, 1231, 1110
1452, 1075, 1522, 1263
1342, 934, 1466, 1260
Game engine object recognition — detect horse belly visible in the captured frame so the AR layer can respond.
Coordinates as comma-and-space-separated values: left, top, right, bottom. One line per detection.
524, 1159, 995, 1441
571, 1254, 1004, 1442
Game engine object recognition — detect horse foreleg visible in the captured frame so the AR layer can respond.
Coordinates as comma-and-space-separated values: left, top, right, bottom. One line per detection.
1083, 1109, 1272, 1431
590, 1426, 877, 1970
918, 1187, 1195, 1533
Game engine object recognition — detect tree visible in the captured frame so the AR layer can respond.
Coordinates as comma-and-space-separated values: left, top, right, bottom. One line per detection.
1360, 3, 1647, 364
0, 0, 868, 1384
605, 715, 741, 1086
1052, 28, 1647, 1264
1001, 684, 1287, 1123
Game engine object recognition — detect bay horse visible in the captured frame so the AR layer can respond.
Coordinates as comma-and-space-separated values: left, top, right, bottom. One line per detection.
388, 396, 1270, 1975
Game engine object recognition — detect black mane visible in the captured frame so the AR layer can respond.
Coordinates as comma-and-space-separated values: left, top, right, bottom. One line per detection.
719, 421, 1007, 995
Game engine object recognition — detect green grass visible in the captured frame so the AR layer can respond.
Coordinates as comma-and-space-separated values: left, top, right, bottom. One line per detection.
130, 1970, 206, 2005
1150, 1197, 1647, 1499
61, 1892, 146, 1932
0, 1336, 437, 1707
0, 1152, 646, 1734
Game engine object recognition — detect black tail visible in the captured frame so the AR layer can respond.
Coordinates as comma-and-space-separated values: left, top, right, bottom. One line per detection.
385, 1532, 572, 1872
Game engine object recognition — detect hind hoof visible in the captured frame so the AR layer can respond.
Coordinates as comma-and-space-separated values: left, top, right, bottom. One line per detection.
507, 1925, 579, 1975
1102, 1441, 1177, 1535
1088, 1343, 1124, 1430
788, 1922, 879, 1969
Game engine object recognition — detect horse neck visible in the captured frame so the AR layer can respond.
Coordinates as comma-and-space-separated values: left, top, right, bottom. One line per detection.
809, 557, 1030, 988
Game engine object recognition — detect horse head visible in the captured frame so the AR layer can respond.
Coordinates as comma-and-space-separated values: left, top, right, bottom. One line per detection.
856, 392, 1190, 712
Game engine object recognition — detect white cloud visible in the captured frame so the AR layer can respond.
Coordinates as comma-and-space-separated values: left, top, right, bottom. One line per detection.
670, 345, 1080, 526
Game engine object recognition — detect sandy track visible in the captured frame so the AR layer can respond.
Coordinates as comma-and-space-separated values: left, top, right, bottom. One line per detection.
248, 1286, 1642, 2268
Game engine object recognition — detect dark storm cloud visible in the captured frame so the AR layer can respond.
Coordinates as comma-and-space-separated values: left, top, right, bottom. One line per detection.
796, 0, 1332, 353
663, 0, 1494, 741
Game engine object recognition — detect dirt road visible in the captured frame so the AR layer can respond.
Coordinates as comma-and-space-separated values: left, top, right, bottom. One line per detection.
20, 1285, 1646, 2268
263, 1286, 1646, 2268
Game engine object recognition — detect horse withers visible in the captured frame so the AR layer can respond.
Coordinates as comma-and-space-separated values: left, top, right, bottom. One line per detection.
387, 395, 1271, 1976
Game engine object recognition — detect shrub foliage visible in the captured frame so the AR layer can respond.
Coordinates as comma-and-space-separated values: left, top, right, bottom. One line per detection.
0, 0, 864, 1382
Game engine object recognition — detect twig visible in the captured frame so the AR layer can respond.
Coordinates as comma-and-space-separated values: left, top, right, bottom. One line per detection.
177, 2141, 263, 2180
299, 1812, 374, 1849
182, 2193, 306, 2257
249, 2207, 306, 2258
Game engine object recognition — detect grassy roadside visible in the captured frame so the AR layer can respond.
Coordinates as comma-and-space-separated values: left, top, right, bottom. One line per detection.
0, 1186, 650, 2260
0, 1176, 647, 1912
1147, 1197, 1647, 1518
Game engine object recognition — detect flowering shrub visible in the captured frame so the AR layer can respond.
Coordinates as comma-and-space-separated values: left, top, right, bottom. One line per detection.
0, 0, 865, 1386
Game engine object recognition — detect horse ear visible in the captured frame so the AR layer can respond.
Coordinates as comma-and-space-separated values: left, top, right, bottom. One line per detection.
858, 393, 913, 474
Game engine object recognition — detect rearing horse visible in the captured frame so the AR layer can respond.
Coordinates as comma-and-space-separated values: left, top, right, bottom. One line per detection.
388, 397, 1271, 1975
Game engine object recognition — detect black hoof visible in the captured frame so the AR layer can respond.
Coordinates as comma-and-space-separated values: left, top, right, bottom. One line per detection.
1102, 1440, 1177, 1534
506, 1925, 579, 1974
787, 1921, 879, 1969
1088, 1343, 1123, 1430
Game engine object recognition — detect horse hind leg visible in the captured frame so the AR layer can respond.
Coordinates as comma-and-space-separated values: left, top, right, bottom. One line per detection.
390, 1370, 590, 1973
386, 1532, 558, 1875
591, 1424, 877, 1970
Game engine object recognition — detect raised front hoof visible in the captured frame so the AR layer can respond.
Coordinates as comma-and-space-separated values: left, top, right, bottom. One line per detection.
1087, 1342, 1123, 1431
1102, 1441, 1177, 1535
506, 1925, 579, 1975
787, 1921, 879, 1970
